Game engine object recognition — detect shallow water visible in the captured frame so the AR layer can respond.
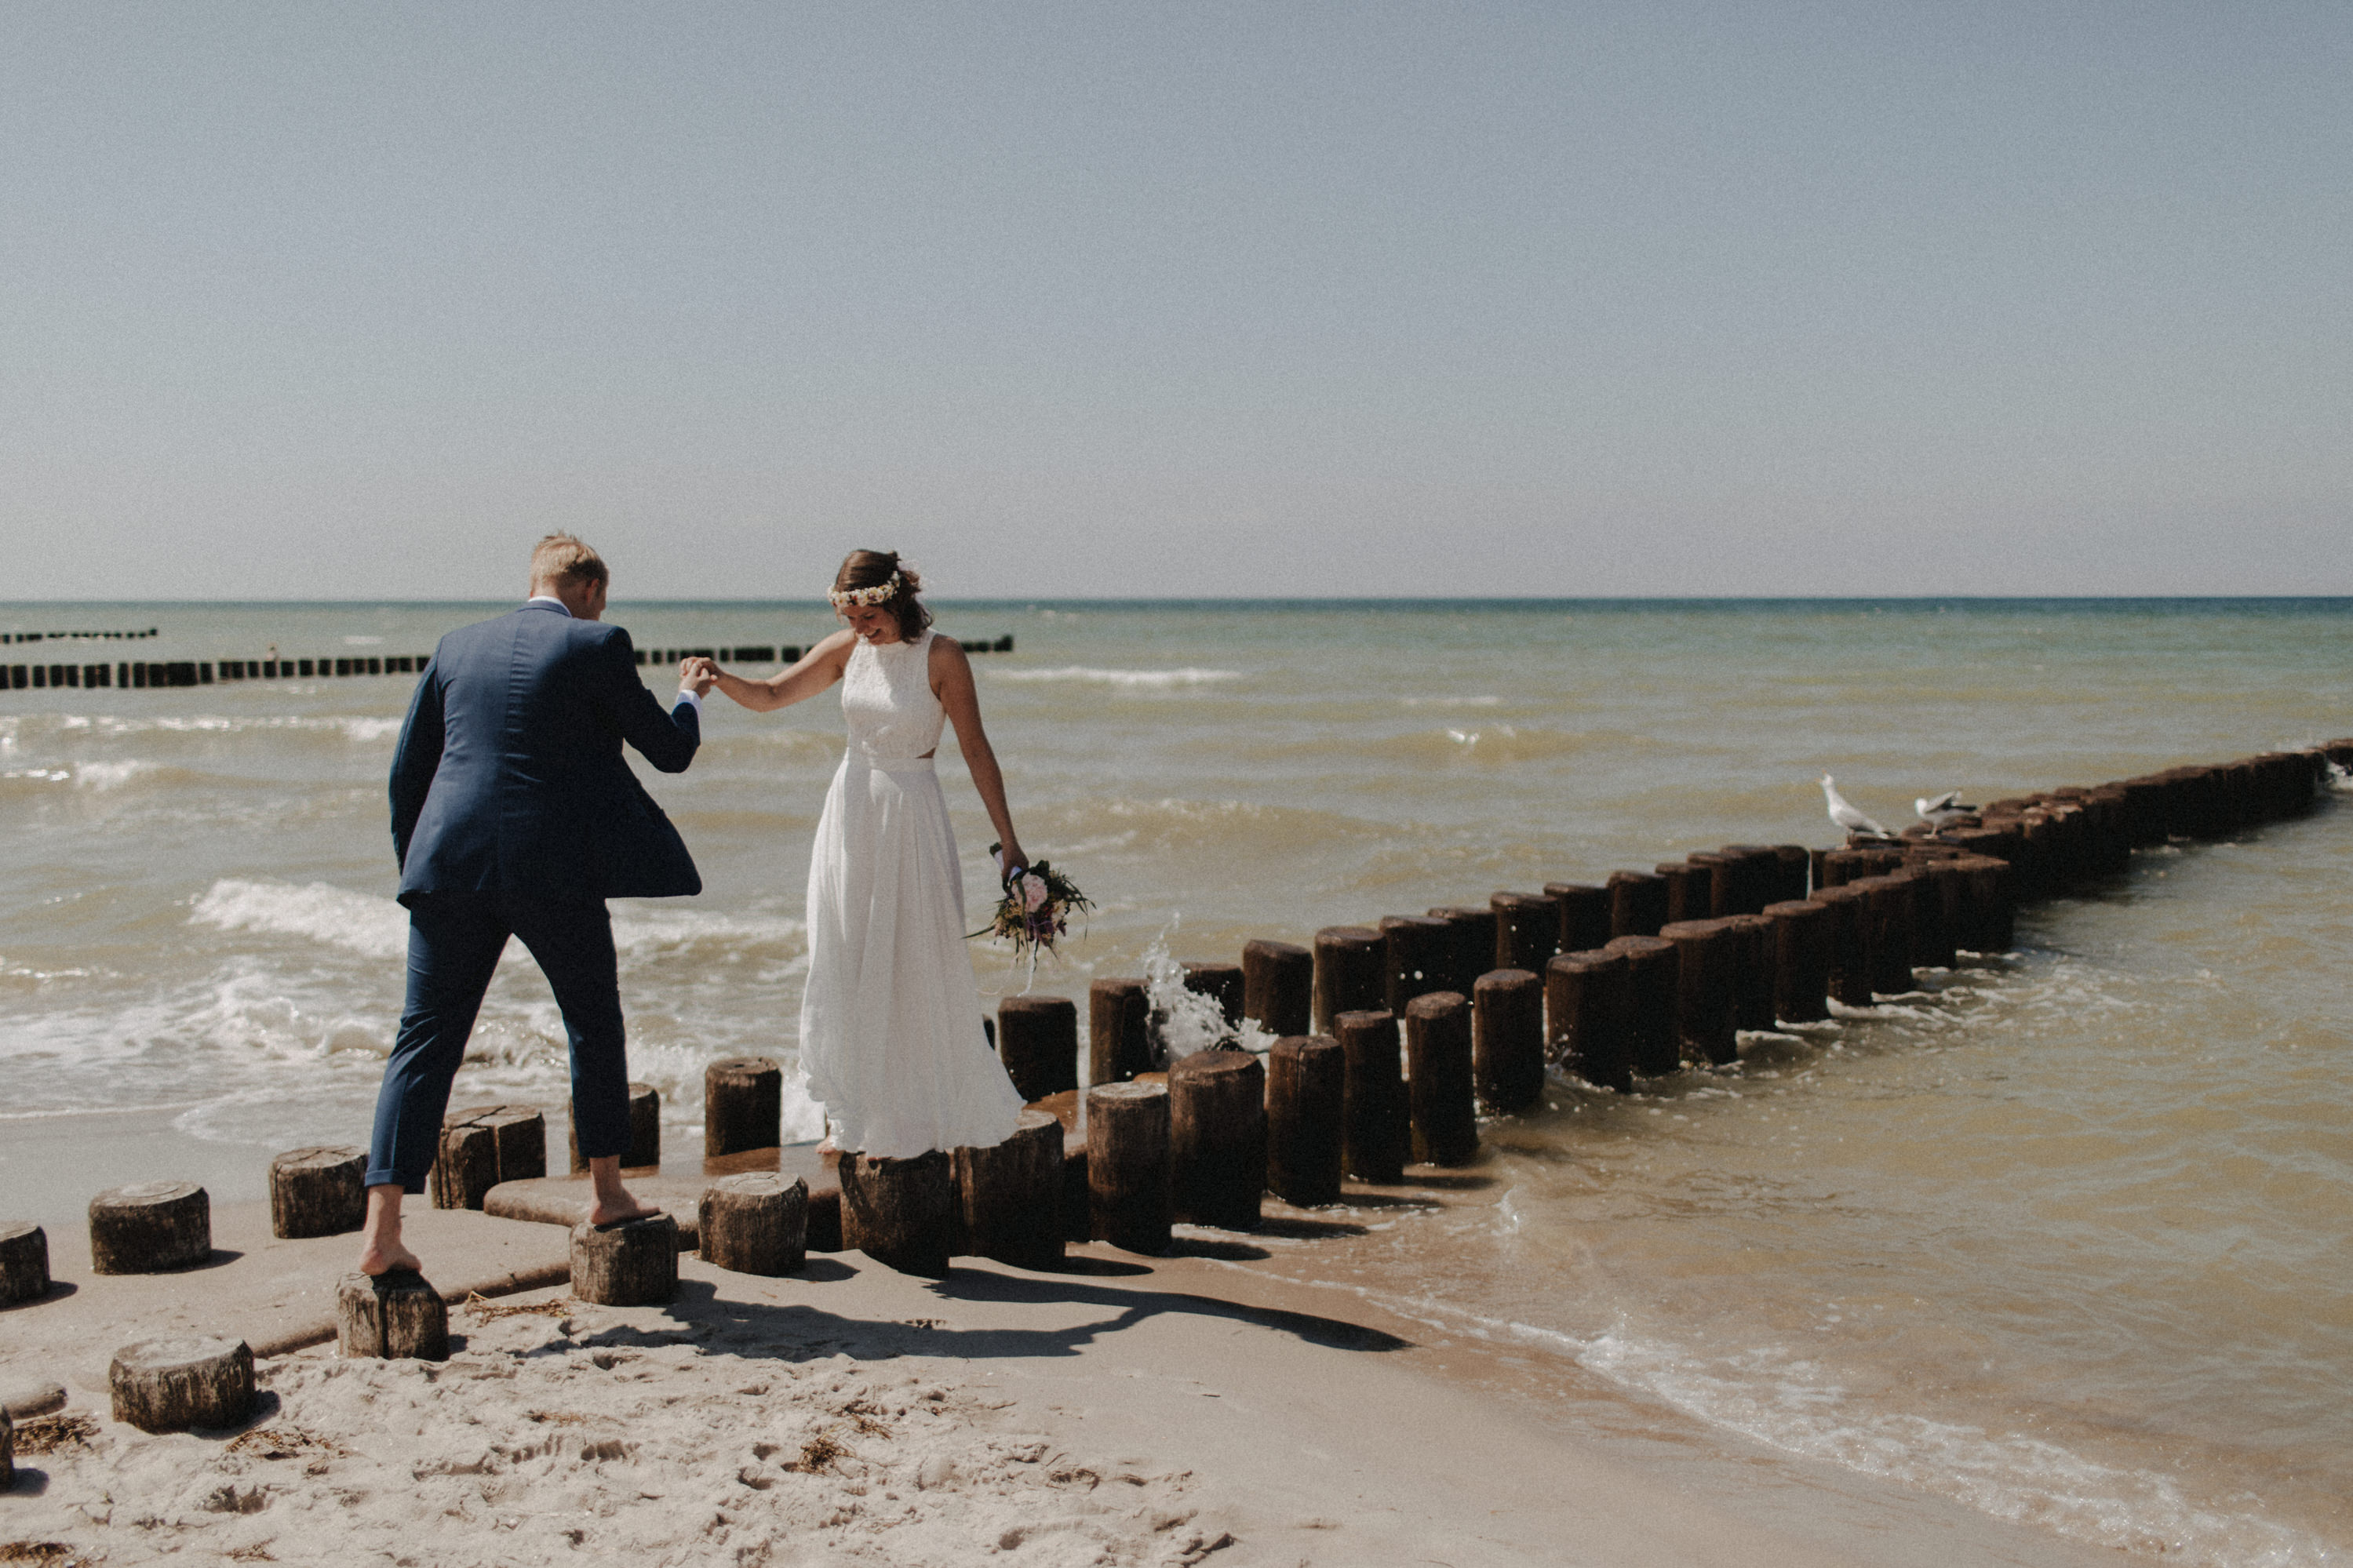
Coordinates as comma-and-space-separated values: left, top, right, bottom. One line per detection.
3, 597, 2348, 1563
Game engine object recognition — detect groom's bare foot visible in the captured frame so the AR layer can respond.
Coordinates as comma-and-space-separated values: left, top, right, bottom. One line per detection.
586, 1192, 664, 1228
359, 1236, 423, 1276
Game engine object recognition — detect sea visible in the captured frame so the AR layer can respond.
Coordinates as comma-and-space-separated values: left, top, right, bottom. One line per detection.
2, 597, 2348, 1564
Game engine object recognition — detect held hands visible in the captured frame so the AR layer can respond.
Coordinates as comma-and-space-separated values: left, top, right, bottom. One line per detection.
679, 656, 720, 697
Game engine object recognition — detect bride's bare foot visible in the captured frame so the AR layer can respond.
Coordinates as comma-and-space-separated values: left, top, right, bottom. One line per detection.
359, 1235, 423, 1276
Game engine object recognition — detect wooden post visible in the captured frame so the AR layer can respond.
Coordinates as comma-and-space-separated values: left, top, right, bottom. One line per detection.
1490, 892, 1557, 973
1169, 1051, 1266, 1231
1334, 1009, 1407, 1183
1404, 992, 1477, 1166
1764, 900, 1830, 1024
1771, 845, 1812, 903
1381, 915, 1456, 1008
1952, 853, 2014, 953
435, 1104, 545, 1208
699, 1173, 808, 1276
570, 1213, 682, 1303
952, 1111, 1062, 1269
268, 1146, 366, 1239
1426, 907, 1498, 999
1658, 920, 1737, 1065
996, 995, 1080, 1101
1605, 870, 1669, 938
704, 1058, 781, 1157
1088, 977, 1153, 1086
89, 1181, 210, 1274
1313, 926, 1386, 1036
572, 1082, 660, 1171
1085, 1081, 1171, 1255
1545, 951, 1630, 1092
1719, 846, 1781, 915
1472, 969, 1544, 1112
335, 1270, 450, 1360
109, 1336, 253, 1433
1807, 883, 1874, 1006
1241, 939, 1313, 1038
1602, 935, 1681, 1076
1545, 882, 1612, 955
1181, 962, 1245, 1030
1, 1222, 51, 1305
1721, 912, 1776, 1031
1907, 862, 1961, 969
1655, 862, 1711, 924
1851, 875, 1917, 995
1266, 1035, 1344, 1206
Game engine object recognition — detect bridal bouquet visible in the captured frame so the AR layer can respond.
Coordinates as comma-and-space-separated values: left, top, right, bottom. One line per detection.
973, 848, 1093, 970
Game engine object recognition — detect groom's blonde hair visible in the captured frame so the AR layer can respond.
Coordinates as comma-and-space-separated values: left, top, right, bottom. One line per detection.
530, 533, 608, 590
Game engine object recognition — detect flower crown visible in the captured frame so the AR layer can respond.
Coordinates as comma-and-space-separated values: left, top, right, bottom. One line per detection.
828, 571, 901, 609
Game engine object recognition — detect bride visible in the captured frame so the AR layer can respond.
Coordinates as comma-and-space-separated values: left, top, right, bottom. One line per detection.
684, 551, 1027, 1159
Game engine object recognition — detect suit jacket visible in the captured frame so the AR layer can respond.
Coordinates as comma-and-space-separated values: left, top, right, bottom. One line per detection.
391, 602, 701, 905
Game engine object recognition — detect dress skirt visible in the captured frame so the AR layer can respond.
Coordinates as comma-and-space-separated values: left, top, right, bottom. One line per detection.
799, 754, 1025, 1159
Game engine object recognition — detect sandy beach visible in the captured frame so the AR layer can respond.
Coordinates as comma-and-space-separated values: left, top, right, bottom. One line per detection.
2, 1191, 2132, 1567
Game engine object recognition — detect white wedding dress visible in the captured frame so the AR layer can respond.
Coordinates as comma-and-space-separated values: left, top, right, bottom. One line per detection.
798, 629, 1026, 1158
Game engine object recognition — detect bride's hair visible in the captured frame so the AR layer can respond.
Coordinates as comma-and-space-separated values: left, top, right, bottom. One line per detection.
833, 549, 931, 643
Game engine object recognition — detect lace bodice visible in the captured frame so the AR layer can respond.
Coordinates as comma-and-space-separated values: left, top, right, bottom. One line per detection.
840, 630, 945, 763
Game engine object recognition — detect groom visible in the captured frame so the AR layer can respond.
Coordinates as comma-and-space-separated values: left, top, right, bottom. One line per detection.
359, 533, 714, 1276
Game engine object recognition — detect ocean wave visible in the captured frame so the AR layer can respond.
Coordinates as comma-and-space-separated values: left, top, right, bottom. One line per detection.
989, 666, 1242, 690
1400, 694, 1504, 708
193, 879, 410, 959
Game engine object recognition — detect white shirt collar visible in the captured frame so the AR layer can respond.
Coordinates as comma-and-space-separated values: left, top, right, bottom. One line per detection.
525, 595, 572, 617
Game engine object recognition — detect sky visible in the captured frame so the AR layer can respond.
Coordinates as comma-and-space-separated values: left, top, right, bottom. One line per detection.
2, 2, 2347, 600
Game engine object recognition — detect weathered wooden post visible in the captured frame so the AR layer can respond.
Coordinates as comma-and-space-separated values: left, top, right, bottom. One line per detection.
0, 1222, 50, 1305
1658, 920, 1737, 1065
1656, 862, 1712, 925
1266, 1035, 1344, 1206
435, 1105, 545, 1208
1605, 870, 1669, 938
89, 1181, 210, 1273
570, 1212, 682, 1302
1771, 845, 1812, 903
699, 1173, 809, 1276
705, 1059, 781, 1157
1313, 926, 1387, 1035
1427, 906, 1499, 997
335, 1271, 450, 1360
1085, 1081, 1171, 1254
1907, 862, 1961, 969
1404, 992, 1478, 1166
1545, 951, 1630, 1092
1472, 969, 1545, 1112
1721, 912, 1776, 1031
952, 1111, 1063, 1268
1169, 1050, 1266, 1230
1851, 875, 1918, 995
1602, 935, 1681, 1076
1334, 1009, 1407, 1183
1241, 938, 1313, 1038
1719, 846, 1782, 915
1490, 892, 1557, 974
1088, 977, 1153, 1086
1806, 883, 1874, 1006
110, 1337, 254, 1433
1545, 882, 1612, 955
1382, 915, 1458, 1009
1764, 900, 1830, 1024
571, 1082, 660, 1172
269, 1146, 366, 1239
997, 995, 1080, 1101
1951, 853, 2014, 953
840, 1151, 955, 1277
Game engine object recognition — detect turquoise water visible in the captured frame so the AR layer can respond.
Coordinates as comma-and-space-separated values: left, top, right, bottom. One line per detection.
2, 597, 2348, 1561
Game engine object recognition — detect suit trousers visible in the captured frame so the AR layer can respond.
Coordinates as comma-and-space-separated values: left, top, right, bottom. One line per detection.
365, 890, 632, 1191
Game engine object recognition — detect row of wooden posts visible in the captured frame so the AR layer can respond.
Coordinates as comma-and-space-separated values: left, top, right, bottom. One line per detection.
2, 740, 2341, 1430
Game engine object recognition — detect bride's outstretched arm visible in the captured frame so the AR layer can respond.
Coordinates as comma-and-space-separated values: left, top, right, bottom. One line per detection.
934, 637, 1025, 879
690, 632, 856, 714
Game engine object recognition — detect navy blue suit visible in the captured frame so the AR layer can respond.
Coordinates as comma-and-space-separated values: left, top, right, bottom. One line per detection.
366, 602, 701, 1191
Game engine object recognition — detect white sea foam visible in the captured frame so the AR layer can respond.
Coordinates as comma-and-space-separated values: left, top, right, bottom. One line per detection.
1401, 694, 1502, 708
989, 666, 1240, 689
192, 879, 410, 959
75, 759, 151, 791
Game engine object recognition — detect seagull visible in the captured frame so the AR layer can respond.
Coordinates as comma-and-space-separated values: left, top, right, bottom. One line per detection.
1820, 773, 1892, 839
1914, 789, 1980, 832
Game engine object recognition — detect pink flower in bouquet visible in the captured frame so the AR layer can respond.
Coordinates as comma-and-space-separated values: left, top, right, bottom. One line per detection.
1020, 872, 1050, 912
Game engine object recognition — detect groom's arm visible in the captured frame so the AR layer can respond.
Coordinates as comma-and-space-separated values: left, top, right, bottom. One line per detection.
596, 628, 701, 774
388, 656, 445, 869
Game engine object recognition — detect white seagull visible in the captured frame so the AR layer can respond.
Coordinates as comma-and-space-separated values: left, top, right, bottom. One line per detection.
1820, 773, 1892, 839
1914, 789, 1980, 832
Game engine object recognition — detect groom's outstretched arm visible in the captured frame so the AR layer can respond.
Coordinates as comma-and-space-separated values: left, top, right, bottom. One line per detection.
596, 628, 701, 773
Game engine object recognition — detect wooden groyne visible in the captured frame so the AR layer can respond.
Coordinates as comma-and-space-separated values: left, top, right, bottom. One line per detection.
4, 740, 2344, 1393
